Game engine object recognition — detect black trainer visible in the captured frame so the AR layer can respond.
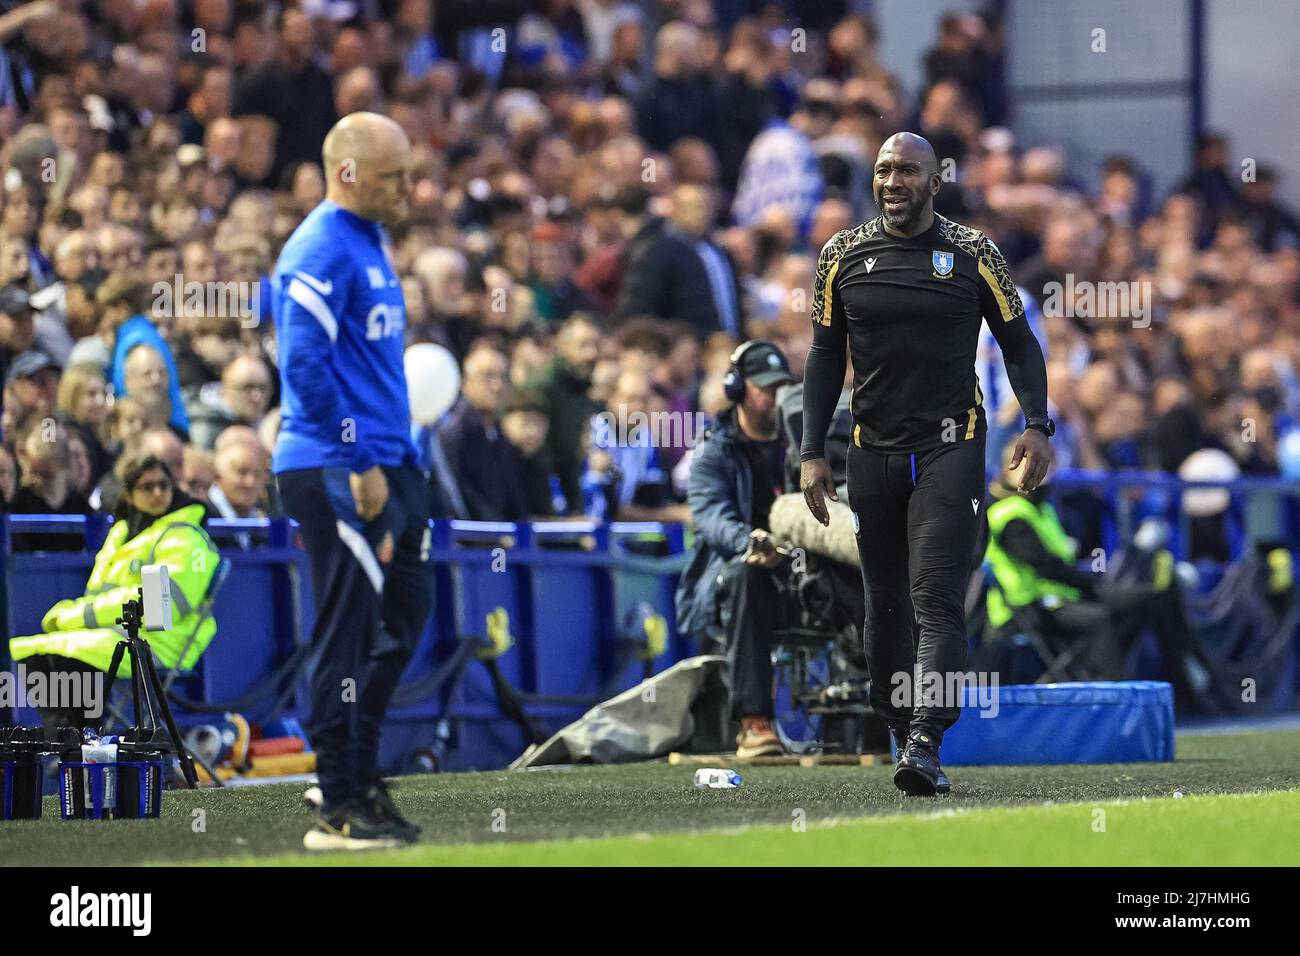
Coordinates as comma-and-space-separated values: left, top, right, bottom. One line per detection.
894, 732, 949, 796
364, 779, 421, 842
891, 727, 950, 794
303, 799, 416, 851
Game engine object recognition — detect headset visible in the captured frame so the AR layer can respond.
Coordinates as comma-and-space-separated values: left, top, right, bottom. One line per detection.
723, 339, 779, 403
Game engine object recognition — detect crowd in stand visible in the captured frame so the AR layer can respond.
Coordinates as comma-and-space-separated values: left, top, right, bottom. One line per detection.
1, 0, 1298, 553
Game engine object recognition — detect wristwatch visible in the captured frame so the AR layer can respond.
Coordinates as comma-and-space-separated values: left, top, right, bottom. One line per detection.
1025, 415, 1055, 438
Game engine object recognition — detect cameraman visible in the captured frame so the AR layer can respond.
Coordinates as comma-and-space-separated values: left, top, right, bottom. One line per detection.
676, 340, 795, 758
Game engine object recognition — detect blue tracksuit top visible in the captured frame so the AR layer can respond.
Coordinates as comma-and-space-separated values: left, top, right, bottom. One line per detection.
271, 200, 416, 474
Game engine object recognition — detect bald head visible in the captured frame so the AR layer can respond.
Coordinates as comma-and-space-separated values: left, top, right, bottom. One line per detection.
879, 132, 938, 175
140, 428, 184, 480
323, 112, 412, 225
874, 132, 941, 236
213, 425, 269, 515
222, 355, 272, 423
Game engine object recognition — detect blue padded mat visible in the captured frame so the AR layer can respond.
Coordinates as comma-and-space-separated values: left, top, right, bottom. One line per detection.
940, 680, 1174, 765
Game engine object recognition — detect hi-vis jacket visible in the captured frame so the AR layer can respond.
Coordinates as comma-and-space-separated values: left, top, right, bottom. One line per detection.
10, 503, 221, 675
983, 494, 1080, 628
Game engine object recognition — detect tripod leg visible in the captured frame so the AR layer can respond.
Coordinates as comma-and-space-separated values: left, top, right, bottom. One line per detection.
129, 640, 145, 737
101, 641, 131, 735
141, 646, 198, 789
105, 642, 127, 686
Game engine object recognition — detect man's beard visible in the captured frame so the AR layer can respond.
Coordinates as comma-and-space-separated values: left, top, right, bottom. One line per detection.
744, 406, 777, 436
877, 191, 926, 231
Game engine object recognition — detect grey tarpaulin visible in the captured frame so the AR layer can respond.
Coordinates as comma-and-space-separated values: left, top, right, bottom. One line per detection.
509, 655, 730, 768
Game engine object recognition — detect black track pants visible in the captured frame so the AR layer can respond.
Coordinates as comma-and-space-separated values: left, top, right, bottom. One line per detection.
846, 437, 985, 746
276, 464, 434, 810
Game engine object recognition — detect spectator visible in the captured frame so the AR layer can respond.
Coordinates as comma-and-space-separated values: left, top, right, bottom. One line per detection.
0, 284, 35, 385
61, 268, 108, 357
232, 8, 338, 184
500, 389, 557, 517
208, 425, 274, 522
175, 314, 243, 395
8, 418, 94, 552
1176, 132, 1238, 227
100, 276, 190, 435
4, 349, 58, 422
618, 182, 743, 337
2, 183, 53, 285
55, 361, 111, 485
525, 313, 604, 514
122, 344, 175, 435
586, 368, 689, 522
1234, 165, 1300, 253
574, 184, 659, 316
526, 221, 597, 324
187, 354, 274, 450
635, 22, 723, 158
438, 341, 533, 521
182, 445, 217, 506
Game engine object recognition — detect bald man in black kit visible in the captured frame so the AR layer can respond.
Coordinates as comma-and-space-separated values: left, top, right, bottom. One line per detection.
800, 132, 1054, 795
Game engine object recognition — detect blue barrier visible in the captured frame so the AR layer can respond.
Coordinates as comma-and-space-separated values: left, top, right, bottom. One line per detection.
2, 513, 691, 770
1047, 468, 1300, 561
5, 469, 1299, 769
2, 515, 309, 728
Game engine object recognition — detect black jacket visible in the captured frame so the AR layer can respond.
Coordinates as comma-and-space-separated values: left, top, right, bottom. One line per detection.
675, 407, 778, 637
634, 74, 725, 155
438, 400, 532, 522
617, 227, 744, 336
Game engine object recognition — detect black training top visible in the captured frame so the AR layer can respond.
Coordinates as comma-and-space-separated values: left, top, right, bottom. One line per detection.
800, 213, 1048, 458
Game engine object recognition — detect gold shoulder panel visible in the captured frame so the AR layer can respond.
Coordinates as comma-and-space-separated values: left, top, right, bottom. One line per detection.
813, 220, 877, 326
939, 214, 1024, 323
936, 214, 983, 259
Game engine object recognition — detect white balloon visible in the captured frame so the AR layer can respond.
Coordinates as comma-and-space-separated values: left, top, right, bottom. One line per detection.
405, 343, 460, 426
1178, 448, 1240, 517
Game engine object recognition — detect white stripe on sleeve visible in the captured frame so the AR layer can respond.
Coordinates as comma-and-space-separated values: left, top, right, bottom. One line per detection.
287, 277, 339, 342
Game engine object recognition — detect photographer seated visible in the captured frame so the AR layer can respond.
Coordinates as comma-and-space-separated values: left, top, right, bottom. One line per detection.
981, 439, 1202, 694
676, 340, 804, 758
9, 453, 221, 731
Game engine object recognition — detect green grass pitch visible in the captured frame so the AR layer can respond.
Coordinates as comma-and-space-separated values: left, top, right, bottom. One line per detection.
2, 730, 1297, 866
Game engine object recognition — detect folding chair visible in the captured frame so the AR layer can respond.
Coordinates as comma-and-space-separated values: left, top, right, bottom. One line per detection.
972, 563, 1101, 684
1009, 602, 1099, 683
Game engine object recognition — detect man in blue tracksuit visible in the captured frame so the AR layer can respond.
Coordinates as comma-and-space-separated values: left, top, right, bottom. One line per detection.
272, 112, 431, 851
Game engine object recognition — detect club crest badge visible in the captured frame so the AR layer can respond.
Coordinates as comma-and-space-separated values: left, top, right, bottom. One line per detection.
932, 250, 954, 278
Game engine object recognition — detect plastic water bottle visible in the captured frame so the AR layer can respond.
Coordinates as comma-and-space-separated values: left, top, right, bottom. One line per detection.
693, 768, 742, 789
82, 736, 119, 810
